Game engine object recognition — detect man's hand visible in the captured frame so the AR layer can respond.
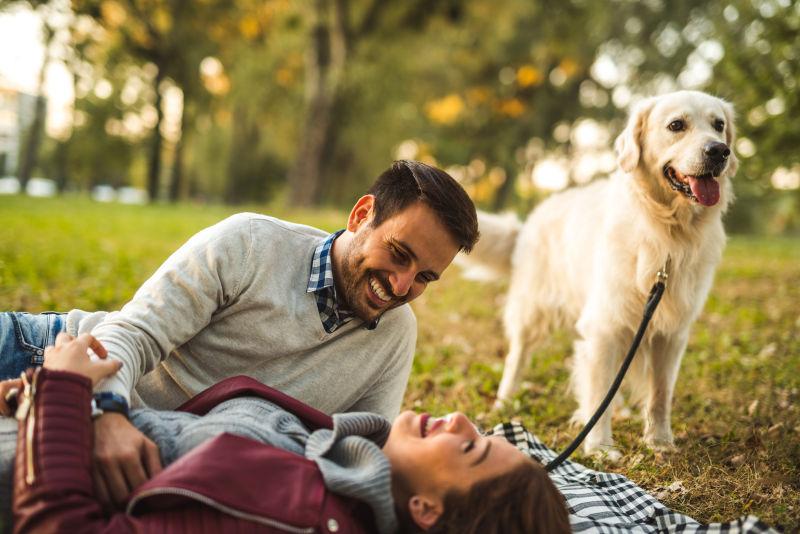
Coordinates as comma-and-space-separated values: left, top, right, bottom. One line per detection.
93, 412, 163, 507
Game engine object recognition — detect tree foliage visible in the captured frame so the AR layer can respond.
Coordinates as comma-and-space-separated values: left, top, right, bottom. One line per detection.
5, 0, 797, 231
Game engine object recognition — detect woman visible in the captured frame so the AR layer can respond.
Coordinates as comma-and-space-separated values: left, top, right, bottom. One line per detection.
2, 333, 570, 533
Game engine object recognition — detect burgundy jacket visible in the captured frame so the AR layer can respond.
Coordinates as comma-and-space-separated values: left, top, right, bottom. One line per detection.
13, 368, 377, 533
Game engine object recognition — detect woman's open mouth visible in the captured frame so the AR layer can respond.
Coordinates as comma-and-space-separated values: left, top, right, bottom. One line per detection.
662, 165, 720, 207
420, 413, 448, 437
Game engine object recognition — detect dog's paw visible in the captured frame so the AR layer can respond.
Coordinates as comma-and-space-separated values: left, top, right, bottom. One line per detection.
492, 397, 509, 411
569, 409, 589, 427
584, 442, 623, 463
645, 434, 676, 452
613, 406, 633, 421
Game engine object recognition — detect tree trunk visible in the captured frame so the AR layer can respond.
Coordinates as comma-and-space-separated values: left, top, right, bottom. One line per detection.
491, 163, 516, 211
18, 23, 55, 189
168, 101, 186, 203
147, 67, 165, 202
288, 0, 349, 206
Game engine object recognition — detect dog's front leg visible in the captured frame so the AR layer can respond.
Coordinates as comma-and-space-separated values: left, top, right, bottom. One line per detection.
572, 330, 626, 461
643, 331, 688, 450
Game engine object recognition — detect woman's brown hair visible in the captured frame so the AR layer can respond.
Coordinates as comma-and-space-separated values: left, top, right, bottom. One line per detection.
396, 458, 570, 534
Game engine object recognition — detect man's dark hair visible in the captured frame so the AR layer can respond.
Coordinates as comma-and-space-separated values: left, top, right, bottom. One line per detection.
395, 458, 571, 534
368, 160, 479, 253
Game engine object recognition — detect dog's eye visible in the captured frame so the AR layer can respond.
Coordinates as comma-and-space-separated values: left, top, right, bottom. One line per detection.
668, 119, 685, 132
713, 119, 725, 132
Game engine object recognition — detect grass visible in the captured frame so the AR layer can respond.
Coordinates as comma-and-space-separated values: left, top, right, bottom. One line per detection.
1, 195, 798, 530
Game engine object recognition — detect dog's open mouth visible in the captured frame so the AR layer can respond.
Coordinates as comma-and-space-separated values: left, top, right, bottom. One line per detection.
662, 165, 720, 207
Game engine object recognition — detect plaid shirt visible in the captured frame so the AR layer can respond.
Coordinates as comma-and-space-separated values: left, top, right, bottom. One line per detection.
490, 422, 779, 534
307, 230, 355, 333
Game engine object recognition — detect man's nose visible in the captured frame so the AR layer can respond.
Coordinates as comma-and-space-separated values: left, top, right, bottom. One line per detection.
389, 269, 415, 297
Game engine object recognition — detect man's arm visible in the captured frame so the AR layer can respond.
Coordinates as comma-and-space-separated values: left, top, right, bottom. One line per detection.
90, 213, 255, 403
87, 214, 255, 505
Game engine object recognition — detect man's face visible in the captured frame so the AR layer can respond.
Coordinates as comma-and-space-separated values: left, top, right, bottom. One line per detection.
333, 197, 459, 323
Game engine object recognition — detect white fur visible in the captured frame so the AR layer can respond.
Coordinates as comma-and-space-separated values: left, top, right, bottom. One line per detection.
462, 91, 738, 457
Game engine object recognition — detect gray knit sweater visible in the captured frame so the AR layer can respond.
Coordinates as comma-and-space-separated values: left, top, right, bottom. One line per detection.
67, 213, 417, 420
0, 399, 397, 534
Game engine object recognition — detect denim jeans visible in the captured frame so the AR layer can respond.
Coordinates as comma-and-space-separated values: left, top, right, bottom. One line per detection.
0, 312, 67, 380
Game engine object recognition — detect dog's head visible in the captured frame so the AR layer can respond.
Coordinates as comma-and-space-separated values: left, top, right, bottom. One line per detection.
615, 91, 738, 209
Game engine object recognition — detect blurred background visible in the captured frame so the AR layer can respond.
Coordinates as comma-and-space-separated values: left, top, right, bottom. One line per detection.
0, 0, 798, 233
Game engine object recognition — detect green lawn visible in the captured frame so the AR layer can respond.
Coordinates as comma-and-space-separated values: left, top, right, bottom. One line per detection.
1, 195, 798, 530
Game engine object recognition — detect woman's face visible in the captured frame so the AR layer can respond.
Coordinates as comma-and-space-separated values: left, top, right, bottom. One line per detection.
383, 411, 526, 511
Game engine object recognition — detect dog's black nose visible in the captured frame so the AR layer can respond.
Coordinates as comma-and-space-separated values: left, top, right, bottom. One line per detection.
704, 142, 730, 163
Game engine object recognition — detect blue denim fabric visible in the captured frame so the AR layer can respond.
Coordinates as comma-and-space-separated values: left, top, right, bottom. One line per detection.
0, 312, 66, 380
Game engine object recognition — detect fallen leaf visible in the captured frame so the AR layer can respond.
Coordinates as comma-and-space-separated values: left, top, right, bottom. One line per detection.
748, 399, 759, 416
757, 343, 777, 360
667, 481, 686, 493
767, 422, 784, 435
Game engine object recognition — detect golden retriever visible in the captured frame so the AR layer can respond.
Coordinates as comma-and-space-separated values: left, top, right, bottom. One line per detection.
461, 91, 738, 458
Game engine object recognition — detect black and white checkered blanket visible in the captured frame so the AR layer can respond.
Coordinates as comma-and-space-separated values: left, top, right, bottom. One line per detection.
490, 422, 780, 534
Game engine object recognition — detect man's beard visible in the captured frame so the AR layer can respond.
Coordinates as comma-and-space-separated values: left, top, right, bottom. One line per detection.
336, 229, 400, 322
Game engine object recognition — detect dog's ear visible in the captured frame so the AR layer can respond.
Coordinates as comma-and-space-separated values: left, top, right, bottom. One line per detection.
615, 98, 655, 173
721, 100, 739, 176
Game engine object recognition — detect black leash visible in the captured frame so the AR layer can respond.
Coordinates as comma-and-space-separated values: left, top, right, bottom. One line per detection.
545, 262, 669, 472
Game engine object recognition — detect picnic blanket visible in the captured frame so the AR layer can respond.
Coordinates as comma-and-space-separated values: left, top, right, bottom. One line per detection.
490, 422, 780, 534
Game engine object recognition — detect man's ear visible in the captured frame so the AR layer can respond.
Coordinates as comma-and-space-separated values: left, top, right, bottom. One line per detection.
408, 495, 443, 531
615, 97, 655, 173
347, 195, 375, 232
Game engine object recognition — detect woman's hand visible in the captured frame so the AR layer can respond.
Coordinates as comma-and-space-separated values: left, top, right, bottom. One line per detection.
43, 333, 121, 386
0, 377, 22, 416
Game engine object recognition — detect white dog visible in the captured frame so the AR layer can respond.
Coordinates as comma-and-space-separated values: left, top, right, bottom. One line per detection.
461, 91, 738, 457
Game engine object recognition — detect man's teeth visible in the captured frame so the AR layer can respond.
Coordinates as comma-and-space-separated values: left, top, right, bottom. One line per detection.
370, 277, 391, 302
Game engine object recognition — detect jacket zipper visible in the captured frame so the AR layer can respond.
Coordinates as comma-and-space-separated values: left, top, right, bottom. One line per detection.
127, 487, 315, 533
16, 368, 40, 485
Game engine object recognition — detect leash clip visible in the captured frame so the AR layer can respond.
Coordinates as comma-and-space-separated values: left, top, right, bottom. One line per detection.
656, 258, 671, 288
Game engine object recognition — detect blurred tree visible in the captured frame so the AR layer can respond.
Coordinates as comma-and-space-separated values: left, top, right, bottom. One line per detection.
0, 0, 62, 188
4, 0, 793, 232
286, 0, 466, 206
16, 19, 53, 189
704, 0, 800, 233
409, 0, 703, 211
72, 0, 233, 202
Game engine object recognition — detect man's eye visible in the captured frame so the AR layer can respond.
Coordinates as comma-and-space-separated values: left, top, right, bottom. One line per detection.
463, 440, 475, 453
391, 248, 409, 264
668, 119, 685, 132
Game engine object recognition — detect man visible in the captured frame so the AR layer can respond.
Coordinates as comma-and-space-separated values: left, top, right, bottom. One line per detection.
0, 160, 479, 506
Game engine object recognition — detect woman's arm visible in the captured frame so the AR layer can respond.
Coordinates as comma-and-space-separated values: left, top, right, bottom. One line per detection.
13, 333, 138, 533
13, 366, 138, 533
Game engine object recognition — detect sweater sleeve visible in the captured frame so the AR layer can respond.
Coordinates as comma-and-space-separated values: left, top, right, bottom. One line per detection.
90, 214, 254, 402
347, 307, 417, 419
13, 368, 138, 534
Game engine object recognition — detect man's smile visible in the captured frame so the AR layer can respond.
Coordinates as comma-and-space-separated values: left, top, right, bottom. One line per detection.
368, 274, 393, 307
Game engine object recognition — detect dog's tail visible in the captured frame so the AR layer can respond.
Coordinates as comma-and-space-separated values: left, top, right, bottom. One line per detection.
456, 210, 522, 280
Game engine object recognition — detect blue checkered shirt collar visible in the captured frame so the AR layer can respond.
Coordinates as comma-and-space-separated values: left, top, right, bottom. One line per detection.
307, 230, 355, 333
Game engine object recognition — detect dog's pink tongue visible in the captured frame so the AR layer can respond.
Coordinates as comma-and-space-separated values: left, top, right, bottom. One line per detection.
688, 176, 720, 206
